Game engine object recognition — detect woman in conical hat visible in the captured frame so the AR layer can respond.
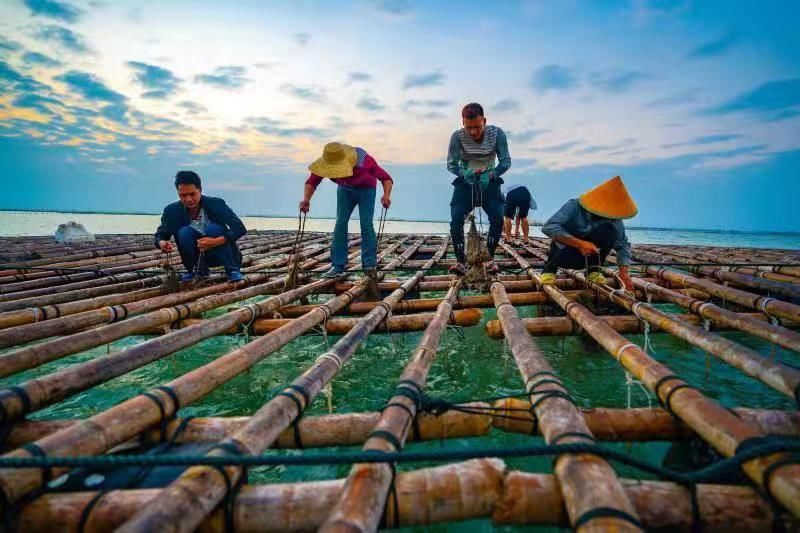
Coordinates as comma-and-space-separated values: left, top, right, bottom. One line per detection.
540, 176, 637, 289
299, 142, 394, 277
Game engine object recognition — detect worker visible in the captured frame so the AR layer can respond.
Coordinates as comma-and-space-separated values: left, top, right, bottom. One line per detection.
155, 170, 246, 282
503, 184, 536, 244
299, 142, 393, 277
541, 176, 636, 289
446, 102, 511, 275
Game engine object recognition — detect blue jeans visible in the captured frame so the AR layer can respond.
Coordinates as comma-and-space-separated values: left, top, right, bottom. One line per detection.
176, 222, 241, 275
332, 186, 376, 270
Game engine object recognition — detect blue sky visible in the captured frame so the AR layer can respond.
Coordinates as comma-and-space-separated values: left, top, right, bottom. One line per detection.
0, 0, 798, 231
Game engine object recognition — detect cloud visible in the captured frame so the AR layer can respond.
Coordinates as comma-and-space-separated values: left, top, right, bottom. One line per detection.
420, 111, 446, 120
0, 37, 21, 52
177, 100, 207, 115
0, 60, 50, 92
280, 83, 326, 102
194, 66, 249, 89
254, 61, 282, 69
491, 99, 521, 112
627, 0, 690, 27
21, 51, 62, 67
402, 70, 445, 89
588, 69, 650, 92
347, 71, 372, 83
532, 140, 582, 153
55, 70, 126, 103
704, 79, 800, 116
507, 129, 547, 143
99, 102, 129, 124
293, 33, 310, 46
246, 117, 330, 138
12, 93, 62, 114
34, 25, 91, 53
127, 61, 181, 98
371, 0, 414, 19
23, 0, 83, 23
686, 32, 740, 59
644, 89, 698, 108
356, 94, 385, 111
575, 139, 636, 155
530, 64, 578, 93
403, 98, 452, 111
662, 134, 741, 149
210, 181, 264, 192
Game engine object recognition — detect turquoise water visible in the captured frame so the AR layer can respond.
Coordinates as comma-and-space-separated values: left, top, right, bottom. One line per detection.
1, 212, 798, 530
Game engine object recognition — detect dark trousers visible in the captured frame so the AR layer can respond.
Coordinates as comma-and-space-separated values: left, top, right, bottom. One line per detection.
449, 180, 504, 264
176, 222, 241, 275
543, 222, 619, 274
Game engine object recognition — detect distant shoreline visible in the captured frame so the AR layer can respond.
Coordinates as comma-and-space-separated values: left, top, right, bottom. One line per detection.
1, 208, 798, 237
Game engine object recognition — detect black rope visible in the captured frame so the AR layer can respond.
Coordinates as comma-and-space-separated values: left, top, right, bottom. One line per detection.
549, 432, 597, 446
381, 401, 421, 442
572, 506, 644, 530
0, 386, 32, 422
379, 460, 401, 529
662, 384, 695, 417
207, 441, 249, 533
141, 391, 170, 442
77, 490, 109, 533
529, 390, 577, 412
369, 430, 403, 452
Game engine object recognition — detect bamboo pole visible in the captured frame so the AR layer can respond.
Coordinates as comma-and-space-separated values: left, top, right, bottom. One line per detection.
115, 237, 440, 533
0, 270, 163, 304
169, 308, 482, 336
320, 280, 462, 532
489, 281, 640, 532
500, 242, 800, 517
567, 268, 800, 401
0, 278, 366, 510
491, 399, 800, 441
0, 240, 410, 511
628, 252, 800, 322
0, 239, 340, 378
17, 461, 794, 532
601, 266, 800, 353
8, 404, 797, 451
485, 312, 800, 339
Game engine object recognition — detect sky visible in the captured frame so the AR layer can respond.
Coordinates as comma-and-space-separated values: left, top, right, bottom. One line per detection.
0, 0, 798, 232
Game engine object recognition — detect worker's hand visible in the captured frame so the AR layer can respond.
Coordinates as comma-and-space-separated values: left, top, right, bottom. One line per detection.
299, 200, 310, 213
159, 240, 175, 253
381, 194, 391, 209
198, 236, 224, 252
619, 270, 634, 291
575, 240, 600, 256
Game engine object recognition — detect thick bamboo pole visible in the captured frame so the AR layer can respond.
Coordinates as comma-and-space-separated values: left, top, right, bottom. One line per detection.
500, 242, 800, 517
8, 404, 797, 451
629, 252, 800, 322
170, 308, 482, 335
492, 399, 800, 441
0, 270, 162, 305
485, 312, 800, 339
17, 461, 793, 532
568, 269, 800, 401
116, 237, 439, 533
603, 266, 800, 353
489, 281, 640, 532
0, 278, 367, 509
321, 280, 462, 532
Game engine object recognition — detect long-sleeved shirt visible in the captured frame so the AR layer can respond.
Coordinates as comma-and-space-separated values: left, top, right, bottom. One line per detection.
447, 125, 511, 180
306, 147, 392, 189
542, 198, 632, 265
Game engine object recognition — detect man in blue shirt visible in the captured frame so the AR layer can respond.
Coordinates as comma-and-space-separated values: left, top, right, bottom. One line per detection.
446, 102, 511, 275
155, 171, 247, 282
541, 176, 636, 290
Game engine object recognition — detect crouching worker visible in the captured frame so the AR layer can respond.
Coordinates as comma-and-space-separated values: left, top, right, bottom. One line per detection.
541, 176, 636, 290
300, 142, 393, 277
155, 170, 246, 282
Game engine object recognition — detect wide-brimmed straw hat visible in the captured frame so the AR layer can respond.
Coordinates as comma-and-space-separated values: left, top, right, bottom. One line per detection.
308, 142, 357, 179
578, 176, 638, 219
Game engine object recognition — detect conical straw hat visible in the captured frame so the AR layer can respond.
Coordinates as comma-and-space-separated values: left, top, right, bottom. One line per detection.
578, 176, 638, 219
308, 142, 357, 179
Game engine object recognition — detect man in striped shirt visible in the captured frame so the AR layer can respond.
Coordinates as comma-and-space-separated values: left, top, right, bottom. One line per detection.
446, 102, 511, 275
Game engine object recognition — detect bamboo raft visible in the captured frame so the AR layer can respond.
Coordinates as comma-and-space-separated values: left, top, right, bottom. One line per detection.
0, 229, 798, 532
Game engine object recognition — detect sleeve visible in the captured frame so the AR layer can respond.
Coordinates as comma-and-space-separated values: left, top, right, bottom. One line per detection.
541, 200, 578, 239
446, 131, 463, 178
365, 154, 393, 183
305, 173, 324, 189
154, 207, 173, 249
217, 200, 247, 243
613, 224, 632, 266
494, 128, 511, 177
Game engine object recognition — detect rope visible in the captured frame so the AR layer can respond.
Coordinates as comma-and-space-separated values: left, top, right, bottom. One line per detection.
376, 207, 388, 251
